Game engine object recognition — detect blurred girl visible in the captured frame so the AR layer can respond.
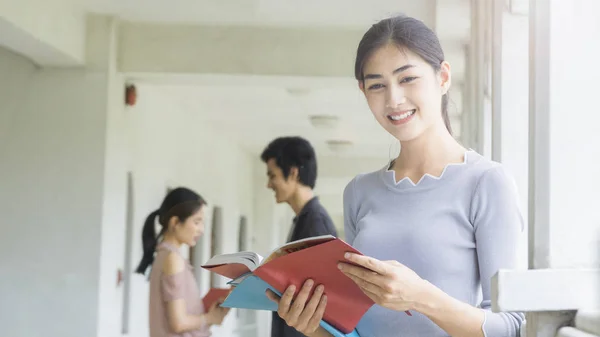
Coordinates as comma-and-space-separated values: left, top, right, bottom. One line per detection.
136, 187, 230, 337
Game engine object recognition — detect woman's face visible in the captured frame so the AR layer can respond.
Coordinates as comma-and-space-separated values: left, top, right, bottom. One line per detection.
266, 158, 299, 204
360, 44, 451, 143
170, 205, 205, 247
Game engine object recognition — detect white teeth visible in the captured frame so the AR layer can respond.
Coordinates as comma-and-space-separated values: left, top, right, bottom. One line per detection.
389, 110, 415, 121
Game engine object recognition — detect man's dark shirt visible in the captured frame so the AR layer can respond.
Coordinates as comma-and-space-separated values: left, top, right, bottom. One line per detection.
271, 197, 338, 337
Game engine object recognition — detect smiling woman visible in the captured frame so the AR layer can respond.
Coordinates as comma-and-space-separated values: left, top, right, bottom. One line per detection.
267, 14, 526, 337
354, 23, 453, 142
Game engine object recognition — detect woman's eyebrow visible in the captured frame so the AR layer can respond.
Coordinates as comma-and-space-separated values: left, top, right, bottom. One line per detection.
364, 64, 415, 80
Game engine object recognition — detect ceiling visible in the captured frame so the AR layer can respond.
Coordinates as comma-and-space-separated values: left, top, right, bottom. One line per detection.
132, 75, 461, 160
84, 0, 437, 28
90, 0, 467, 162
139, 77, 385, 157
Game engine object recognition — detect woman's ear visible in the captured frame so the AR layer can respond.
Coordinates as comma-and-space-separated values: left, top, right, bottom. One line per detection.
439, 61, 452, 95
358, 80, 365, 94
167, 215, 179, 231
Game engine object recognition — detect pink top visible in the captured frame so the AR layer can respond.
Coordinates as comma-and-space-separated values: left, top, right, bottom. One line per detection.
149, 242, 211, 337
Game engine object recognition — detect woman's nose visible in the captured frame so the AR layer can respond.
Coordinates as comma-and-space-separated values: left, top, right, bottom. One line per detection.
385, 85, 407, 109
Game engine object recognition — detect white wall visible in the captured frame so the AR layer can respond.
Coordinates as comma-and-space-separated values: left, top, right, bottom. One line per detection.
0, 47, 109, 337
120, 83, 262, 337
0, 45, 267, 337
0, 47, 36, 149
0, 0, 85, 65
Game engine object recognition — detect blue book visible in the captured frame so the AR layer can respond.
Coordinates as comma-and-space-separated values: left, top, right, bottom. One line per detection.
222, 273, 360, 337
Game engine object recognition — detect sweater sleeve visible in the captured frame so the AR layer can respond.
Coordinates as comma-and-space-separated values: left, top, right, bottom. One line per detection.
471, 166, 526, 337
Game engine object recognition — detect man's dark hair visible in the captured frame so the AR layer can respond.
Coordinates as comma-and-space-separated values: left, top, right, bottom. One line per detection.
260, 136, 318, 189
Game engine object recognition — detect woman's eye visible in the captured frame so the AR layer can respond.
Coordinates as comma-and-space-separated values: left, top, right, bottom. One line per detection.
368, 83, 384, 90
400, 77, 417, 84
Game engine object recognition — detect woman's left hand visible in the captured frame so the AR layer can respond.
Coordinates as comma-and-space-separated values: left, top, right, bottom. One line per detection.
338, 253, 429, 314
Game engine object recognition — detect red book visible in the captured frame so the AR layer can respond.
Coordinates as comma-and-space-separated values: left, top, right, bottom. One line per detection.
255, 238, 373, 334
202, 235, 374, 334
201, 287, 231, 310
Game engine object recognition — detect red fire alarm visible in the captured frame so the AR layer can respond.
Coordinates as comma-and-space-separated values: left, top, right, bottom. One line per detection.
125, 84, 137, 106
117, 268, 123, 287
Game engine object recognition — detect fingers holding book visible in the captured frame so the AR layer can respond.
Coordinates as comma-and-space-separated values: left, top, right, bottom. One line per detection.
206, 300, 231, 326
288, 281, 327, 333
266, 279, 328, 336
339, 253, 419, 316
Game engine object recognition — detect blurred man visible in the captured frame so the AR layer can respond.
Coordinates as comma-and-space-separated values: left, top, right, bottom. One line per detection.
260, 136, 338, 337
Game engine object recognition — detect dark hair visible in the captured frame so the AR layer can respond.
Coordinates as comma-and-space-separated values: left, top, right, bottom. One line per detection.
260, 136, 318, 189
355, 15, 452, 134
135, 187, 206, 275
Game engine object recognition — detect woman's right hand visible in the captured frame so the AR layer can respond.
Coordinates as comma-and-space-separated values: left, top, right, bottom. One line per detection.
266, 279, 328, 337
205, 299, 230, 326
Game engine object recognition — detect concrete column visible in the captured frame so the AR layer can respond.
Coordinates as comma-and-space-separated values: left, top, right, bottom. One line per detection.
467, 0, 490, 155
84, 15, 133, 337
491, 0, 530, 269
0, 16, 114, 337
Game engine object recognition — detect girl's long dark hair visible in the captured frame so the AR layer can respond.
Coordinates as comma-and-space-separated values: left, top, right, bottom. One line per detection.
135, 187, 206, 275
